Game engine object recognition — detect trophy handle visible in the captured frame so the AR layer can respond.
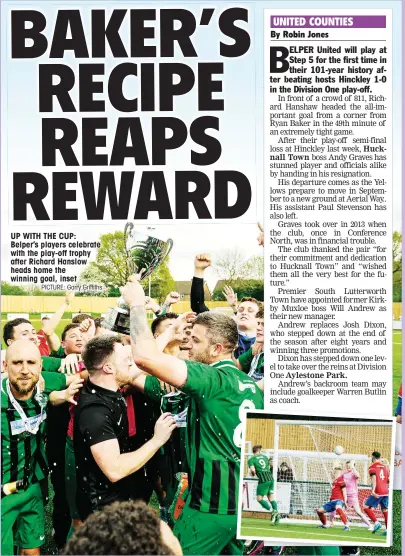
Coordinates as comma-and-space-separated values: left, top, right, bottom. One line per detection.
164, 239, 174, 261
123, 223, 134, 276
123, 223, 133, 253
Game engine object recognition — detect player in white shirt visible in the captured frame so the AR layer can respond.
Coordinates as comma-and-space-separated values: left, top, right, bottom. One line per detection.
329, 460, 372, 530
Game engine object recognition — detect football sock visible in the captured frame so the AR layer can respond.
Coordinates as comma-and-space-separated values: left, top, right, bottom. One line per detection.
259, 499, 271, 511
336, 507, 348, 525
364, 508, 377, 523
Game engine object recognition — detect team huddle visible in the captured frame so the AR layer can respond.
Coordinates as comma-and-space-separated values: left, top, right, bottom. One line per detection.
1, 241, 266, 555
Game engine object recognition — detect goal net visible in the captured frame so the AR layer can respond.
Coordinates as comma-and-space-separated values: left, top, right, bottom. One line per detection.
271, 421, 393, 526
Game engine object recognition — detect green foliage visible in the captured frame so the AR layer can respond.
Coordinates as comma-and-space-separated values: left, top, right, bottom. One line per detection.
393, 283, 402, 302
0, 282, 65, 296
82, 231, 128, 287
148, 262, 176, 302
393, 231, 402, 287
81, 231, 175, 300
212, 280, 264, 302
1, 281, 28, 295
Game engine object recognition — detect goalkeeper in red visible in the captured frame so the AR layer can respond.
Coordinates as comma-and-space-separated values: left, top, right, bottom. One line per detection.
363, 451, 389, 534
248, 445, 279, 523
316, 465, 350, 531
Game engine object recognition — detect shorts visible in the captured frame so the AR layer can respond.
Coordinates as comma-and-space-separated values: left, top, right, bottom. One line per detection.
365, 495, 389, 510
173, 502, 243, 555
1, 482, 45, 555
347, 494, 359, 507
65, 435, 80, 520
323, 499, 344, 513
256, 480, 274, 497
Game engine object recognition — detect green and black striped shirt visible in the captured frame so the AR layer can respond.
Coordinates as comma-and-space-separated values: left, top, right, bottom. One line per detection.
248, 454, 273, 483
181, 359, 264, 515
144, 376, 189, 497
1, 372, 66, 486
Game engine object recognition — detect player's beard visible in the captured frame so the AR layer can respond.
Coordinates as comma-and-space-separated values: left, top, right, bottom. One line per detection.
11, 375, 39, 396
189, 350, 213, 365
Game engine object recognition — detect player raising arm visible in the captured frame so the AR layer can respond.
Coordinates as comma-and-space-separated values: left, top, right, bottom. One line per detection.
121, 275, 264, 556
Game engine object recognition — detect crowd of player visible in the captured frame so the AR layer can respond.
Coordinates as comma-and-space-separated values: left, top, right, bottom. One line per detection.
1, 233, 268, 555
316, 451, 390, 536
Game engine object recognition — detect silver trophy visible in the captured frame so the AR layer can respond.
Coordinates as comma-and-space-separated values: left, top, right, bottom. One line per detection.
103, 224, 173, 335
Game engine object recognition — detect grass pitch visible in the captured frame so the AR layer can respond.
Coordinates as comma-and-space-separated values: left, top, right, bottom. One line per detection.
242, 490, 402, 555
240, 517, 386, 544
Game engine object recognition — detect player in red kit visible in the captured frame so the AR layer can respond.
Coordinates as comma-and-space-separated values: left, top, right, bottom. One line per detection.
363, 451, 389, 535
315, 465, 350, 531
37, 316, 51, 356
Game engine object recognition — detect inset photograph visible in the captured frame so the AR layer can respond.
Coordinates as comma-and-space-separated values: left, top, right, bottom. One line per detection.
238, 413, 396, 548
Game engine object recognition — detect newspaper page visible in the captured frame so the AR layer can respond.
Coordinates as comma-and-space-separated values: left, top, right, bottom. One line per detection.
0, 1, 402, 556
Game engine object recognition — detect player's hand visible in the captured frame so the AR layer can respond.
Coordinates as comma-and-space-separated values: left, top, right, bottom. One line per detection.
396, 414, 402, 424
153, 412, 177, 446
144, 296, 161, 313
79, 318, 96, 341
121, 275, 146, 307
64, 378, 84, 404
222, 285, 238, 308
164, 291, 181, 306
194, 253, 212, 270
59, 354, 82, 375
171, 312, 196, 342
160, 520, 183, 556
257, 222, 264, 246
251, 340, 264, 356
159, 380, 177, 394
65, 291, 75, 305
78, 318, 91, 332
176, 312, 197, 325
133, 268, 146, 282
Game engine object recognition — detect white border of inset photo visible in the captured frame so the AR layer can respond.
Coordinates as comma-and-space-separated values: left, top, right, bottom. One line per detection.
237, 408, 396, 548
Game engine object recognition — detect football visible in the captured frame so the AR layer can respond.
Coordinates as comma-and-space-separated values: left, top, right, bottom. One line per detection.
334, 445, 344, 455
